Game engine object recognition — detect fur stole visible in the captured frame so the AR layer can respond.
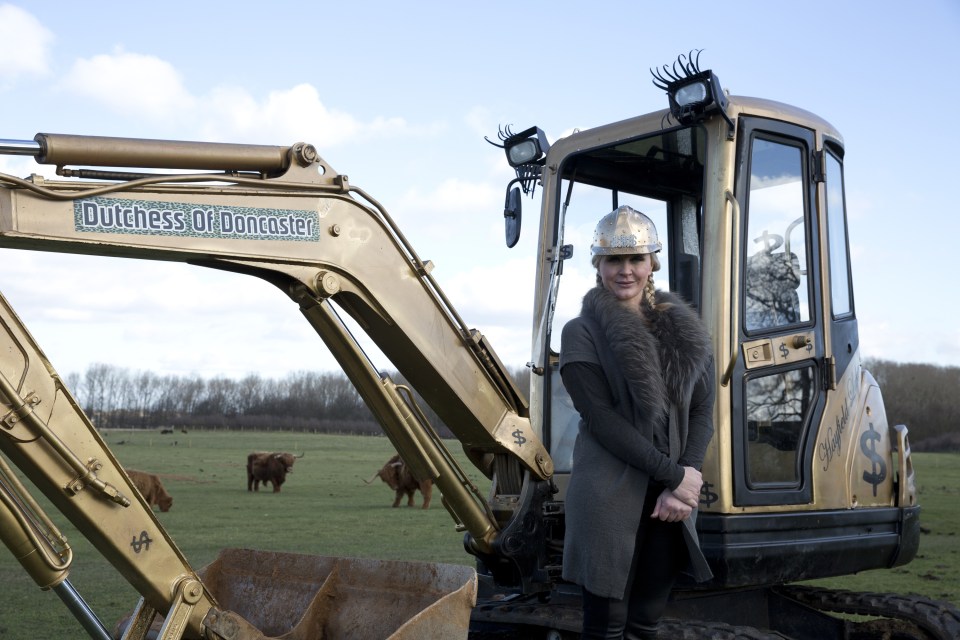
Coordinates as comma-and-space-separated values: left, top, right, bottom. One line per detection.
580, 286, 712, 425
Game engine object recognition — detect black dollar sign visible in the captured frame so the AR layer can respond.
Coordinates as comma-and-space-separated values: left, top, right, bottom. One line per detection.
130, 530, 153, 553
860, 423, 887, 497
512, 428, 527, 447
699, 482, 718, 507
779, 342, 790, 359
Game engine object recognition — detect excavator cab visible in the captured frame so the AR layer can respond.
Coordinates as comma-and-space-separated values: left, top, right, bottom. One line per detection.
490, 57, 928, 636
536, 125, 707, 478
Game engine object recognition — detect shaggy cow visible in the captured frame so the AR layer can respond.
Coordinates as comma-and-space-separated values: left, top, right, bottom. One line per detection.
126, 469, 173, 512
365, 454, 433, 509
246, 451, 303, 493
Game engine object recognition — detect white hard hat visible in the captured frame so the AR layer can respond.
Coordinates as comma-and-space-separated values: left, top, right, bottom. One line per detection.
591, 205, 662, 256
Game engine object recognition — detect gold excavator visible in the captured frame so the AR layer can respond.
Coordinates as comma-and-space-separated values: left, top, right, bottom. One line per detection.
1, 54, 957, 639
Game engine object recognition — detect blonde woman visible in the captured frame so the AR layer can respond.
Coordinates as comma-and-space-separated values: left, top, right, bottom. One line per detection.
560, 206, 715, 639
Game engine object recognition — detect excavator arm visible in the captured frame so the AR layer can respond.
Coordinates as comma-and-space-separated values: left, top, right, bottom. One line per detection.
0, 133, 555, 638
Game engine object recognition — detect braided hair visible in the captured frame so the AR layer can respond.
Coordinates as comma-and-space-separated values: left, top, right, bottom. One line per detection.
644, 273, 657, 309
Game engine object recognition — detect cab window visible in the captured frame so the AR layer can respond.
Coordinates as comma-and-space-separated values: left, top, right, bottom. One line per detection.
744, 138, 810, 332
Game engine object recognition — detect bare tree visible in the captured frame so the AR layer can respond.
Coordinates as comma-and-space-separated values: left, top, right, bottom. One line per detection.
130, 370, 161, 428
81, 364, 127, 429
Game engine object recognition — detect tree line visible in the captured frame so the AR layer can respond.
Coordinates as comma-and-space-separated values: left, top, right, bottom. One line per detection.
66, 359, 956, 450
66, 364, 531, 439
66, 366, 380, 435
863, 359, 960, 451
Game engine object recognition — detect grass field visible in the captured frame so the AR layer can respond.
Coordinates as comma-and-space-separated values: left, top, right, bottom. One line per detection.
1, 431, 957, 638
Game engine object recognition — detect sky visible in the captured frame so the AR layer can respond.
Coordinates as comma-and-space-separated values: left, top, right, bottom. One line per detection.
1, 1, 959, 381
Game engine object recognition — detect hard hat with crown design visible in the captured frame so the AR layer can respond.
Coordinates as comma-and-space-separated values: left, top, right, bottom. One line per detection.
590, 205, 662, 256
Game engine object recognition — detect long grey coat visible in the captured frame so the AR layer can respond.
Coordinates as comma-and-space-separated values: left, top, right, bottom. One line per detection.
560, 286, 715, 599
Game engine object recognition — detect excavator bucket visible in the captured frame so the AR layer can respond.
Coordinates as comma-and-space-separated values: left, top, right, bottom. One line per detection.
198, 548, 477, 639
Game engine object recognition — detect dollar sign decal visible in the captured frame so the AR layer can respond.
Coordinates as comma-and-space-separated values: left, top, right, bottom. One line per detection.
860, 423, 887, 497
755, 231, 783, 252
699, 482, 718, 507
779, 342, 790, 359
130, 531, 153, 553
512, 428, 527, 447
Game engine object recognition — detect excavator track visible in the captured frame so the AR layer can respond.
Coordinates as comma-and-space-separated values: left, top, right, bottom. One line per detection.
470, 595, 793, 639
471, 620, 791, 640
776, 585, 960, 640
471, 585, 960, 640
657, 619, 792, 639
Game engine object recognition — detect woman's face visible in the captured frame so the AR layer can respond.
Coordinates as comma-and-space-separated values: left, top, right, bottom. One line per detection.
598, 253, 653, 304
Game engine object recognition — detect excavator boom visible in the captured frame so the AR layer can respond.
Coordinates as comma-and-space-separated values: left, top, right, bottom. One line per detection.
0, 133, 549, 638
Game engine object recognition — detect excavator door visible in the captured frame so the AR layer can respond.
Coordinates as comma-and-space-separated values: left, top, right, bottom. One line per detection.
729, 117, 826, 508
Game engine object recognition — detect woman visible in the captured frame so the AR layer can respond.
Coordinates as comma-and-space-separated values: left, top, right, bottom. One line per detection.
560, 205, 716, 640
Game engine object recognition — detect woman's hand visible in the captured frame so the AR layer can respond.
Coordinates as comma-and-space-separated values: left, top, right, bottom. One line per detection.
651, 489, 693, 522
672, 466, 702, 509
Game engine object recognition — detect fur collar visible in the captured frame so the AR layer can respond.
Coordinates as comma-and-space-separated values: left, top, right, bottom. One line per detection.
581, 286, 712, 421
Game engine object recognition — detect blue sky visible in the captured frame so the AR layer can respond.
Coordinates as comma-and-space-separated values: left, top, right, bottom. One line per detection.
1, 1, 959, 379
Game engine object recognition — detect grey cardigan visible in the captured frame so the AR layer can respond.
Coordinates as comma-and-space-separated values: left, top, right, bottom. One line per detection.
559, 287, 715, 598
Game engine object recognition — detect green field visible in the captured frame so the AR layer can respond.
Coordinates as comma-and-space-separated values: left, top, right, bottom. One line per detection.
1, 432, 957, 638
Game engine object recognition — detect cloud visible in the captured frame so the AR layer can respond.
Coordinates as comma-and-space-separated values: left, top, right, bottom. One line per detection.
199, 83, 412, 146
54, 47, 431, 149
198, 83, 456, 151
0, 5, 54, 82
60, 48, 195, 120
5, 9, 443, 159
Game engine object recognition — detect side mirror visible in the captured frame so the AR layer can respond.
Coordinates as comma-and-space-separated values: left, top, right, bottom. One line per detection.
504, 186, 522, 248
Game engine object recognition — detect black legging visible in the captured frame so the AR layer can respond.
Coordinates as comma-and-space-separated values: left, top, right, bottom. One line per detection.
580, 485, 687, 640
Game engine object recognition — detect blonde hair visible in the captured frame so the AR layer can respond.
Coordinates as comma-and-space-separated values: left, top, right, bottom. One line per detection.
644, 273, 657, 309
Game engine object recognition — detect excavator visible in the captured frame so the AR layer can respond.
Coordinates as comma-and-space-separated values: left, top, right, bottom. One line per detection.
1, 53, 957, 639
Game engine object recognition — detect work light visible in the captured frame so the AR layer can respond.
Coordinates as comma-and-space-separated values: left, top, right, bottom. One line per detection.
665, 70, 728, 125
503, 127, 550, 168
651, 51, 733, 134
